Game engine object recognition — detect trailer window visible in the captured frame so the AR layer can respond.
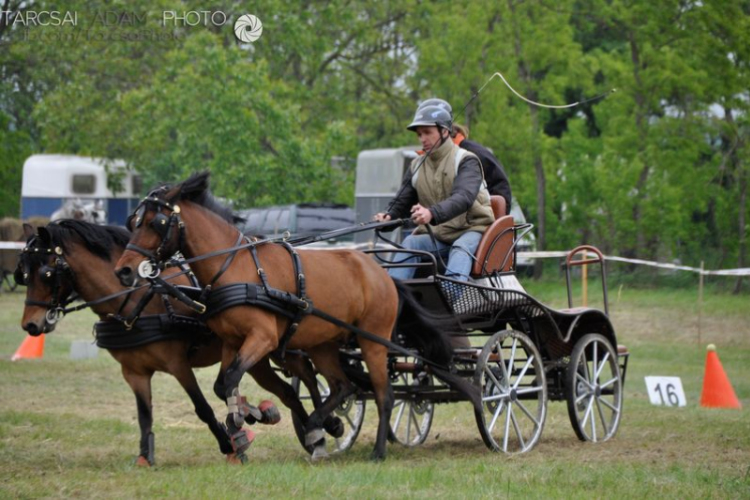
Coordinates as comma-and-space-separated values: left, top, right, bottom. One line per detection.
131, 175, 143, 196
72, 174, 96, 194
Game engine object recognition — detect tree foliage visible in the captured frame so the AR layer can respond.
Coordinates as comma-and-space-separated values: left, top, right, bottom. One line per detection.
1, 0, 748, 281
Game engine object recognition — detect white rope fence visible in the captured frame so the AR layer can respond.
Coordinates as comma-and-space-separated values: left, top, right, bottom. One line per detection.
2, 240, 750, 276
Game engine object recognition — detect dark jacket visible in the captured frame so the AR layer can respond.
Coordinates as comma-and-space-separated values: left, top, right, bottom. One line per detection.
459, 138, 512, 211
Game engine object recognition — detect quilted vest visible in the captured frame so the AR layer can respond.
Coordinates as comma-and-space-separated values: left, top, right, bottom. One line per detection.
410, 139, 494, 243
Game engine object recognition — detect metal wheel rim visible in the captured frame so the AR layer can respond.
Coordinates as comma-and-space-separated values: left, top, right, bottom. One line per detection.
566, 334, 622, 442
390, 367, 434, 446
292, 374, 366, 453
474, 330, 547, 454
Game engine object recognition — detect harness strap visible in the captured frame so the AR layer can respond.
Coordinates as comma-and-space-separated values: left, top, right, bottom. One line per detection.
201, 282, 443, 370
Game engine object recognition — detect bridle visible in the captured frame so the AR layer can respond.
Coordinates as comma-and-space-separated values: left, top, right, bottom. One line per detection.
126, 191, 185, 279
15, 237, 76, 325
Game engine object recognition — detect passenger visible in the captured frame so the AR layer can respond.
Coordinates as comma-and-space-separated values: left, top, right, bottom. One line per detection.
374, 103, 495, 282
418, 98, 512, 213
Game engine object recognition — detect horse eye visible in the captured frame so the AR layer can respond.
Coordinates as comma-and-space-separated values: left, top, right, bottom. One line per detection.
14, 268, 27, 286
39, 266, 54, 284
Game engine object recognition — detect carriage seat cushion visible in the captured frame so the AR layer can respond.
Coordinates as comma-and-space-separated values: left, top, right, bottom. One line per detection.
471, 215, 515, 277
489, 195, 506, 219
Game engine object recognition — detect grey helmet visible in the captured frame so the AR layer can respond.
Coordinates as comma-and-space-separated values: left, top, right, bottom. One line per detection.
407, 104, 453, 132
417, 98, 453, 117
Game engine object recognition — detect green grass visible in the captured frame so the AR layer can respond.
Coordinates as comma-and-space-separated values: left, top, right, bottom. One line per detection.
1, 282, 749, 499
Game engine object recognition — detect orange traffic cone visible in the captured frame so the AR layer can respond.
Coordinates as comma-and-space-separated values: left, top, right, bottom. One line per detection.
700, 344, 741, 409
11, 334, 45, 361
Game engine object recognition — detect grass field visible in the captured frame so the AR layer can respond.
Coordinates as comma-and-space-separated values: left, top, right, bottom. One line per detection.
1, 278, 749, 499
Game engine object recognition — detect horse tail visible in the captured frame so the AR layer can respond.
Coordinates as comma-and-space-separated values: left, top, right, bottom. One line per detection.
392, 279, 482, 410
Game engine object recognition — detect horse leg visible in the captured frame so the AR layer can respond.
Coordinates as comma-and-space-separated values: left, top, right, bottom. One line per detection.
222, 334, 276, 463
246, 357, 313, 449
282, 352, 344, 438
305, 344, 358, 460
358, 339, 394, 461
169, 362, 233, 458
121, 368, 155, 466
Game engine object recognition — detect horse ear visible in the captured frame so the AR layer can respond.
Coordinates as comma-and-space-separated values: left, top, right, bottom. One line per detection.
22, 223, 35, 240
38, 227, 52, 245
180, 171, 211, 200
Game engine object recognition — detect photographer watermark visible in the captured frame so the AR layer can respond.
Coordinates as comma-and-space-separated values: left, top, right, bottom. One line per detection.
234, 14, 262, 42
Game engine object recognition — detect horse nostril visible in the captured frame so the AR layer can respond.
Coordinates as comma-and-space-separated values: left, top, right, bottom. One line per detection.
24, 322, 40, 336
116, 266, 134, 286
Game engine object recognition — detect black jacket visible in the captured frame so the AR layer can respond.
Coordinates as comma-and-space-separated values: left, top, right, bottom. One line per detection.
459, 139, 512, 210
386, 155, 485, 225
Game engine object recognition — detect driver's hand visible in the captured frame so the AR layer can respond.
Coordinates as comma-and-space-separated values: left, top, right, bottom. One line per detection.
373, 213, 391, 222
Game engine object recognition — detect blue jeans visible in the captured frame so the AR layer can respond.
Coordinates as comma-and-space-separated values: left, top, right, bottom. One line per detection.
388, 231, 482, 281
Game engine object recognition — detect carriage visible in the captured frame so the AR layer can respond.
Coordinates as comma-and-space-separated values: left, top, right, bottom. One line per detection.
288, 202, 629, 455
17, 173, 628, 463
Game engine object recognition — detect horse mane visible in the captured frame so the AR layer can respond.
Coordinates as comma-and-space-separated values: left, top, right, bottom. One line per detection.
168, 171, 242, 225
45, 220, 131, 260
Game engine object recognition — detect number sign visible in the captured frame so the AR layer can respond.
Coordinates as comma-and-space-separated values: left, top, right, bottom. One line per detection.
644, 376, 687, 407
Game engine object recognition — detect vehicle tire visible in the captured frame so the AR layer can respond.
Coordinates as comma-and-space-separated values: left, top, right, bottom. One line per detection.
565, 333, 623, 442
388, 357, 434, 446
291, 372, 366, 454
473, 329, 547, 454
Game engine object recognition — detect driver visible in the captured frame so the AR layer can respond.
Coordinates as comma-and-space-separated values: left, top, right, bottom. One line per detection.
374, 103, 495, 282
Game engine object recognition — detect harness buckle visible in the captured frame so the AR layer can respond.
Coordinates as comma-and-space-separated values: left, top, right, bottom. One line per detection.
123, 316, 139, 330
138, 260, 161, 279
45, 307, 63, 325
257, 267, 264, 276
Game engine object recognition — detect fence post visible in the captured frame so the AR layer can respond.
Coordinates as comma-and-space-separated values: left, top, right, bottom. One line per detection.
698, 260, 704, 345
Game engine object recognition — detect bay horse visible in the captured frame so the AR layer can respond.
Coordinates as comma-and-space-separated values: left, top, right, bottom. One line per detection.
16, 220, 327, 465
114, 172, 478, 461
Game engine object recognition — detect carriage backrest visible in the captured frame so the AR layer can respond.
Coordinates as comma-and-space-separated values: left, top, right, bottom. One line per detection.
489, 195, 506, 219
471, 215, 515, 277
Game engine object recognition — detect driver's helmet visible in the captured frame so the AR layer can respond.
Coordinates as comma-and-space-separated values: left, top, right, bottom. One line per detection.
407, 104, 452, 132
417, 98, 453, 117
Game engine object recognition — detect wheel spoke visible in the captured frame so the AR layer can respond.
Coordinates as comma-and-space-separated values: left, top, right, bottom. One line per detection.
393, 400, 406, 433
595, 397, 610, 437
512, 355, 534, 391
575, 391, 590, 406
591, 342, 599, 386
508, 338, 518, 375
502, 399, 512, 452
588, 395, 598, 441
599, 396, 620, 412
496, 341, 510, 383
483, 392, 510, 403
483, 364, 504, 390
514, 399, 541, 427
600, 376, 618, 390
595, 351, 611, 379
487, 394, 506, 434
575, 371, 595, 391
509, 405, 526, 450
408, 405, 420, 443
515, 386, 544, 396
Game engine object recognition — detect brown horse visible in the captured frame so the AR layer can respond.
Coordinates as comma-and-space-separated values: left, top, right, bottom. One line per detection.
114, 172, 474, 461
16, 219, 326, 465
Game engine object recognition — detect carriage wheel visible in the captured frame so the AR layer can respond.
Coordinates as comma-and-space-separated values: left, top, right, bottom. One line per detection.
473, 330, 547, 454
565, 334, 623, 442
291, 372, 365, 454
389, 359, 434, 446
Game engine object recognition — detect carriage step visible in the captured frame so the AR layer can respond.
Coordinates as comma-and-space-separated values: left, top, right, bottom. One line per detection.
617, 344, 629, 356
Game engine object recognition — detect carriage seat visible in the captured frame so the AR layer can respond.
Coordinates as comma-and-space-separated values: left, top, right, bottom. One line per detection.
471, 196, 514, 278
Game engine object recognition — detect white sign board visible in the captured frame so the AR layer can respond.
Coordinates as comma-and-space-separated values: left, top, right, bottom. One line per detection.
644, 376, 687, 407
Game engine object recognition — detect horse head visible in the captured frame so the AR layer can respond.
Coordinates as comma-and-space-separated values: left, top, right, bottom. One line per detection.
115, 171, 230, 287
16, 224, 75, 335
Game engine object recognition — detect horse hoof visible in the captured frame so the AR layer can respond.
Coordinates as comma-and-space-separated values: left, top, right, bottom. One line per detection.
259, 400, 281, 425
231, 429, 255, 455
225, 453, 244, 465
305, 428, 326, 447
311, 444, 330, 461
135, 455, 151, 467
323, 416, 344, 438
